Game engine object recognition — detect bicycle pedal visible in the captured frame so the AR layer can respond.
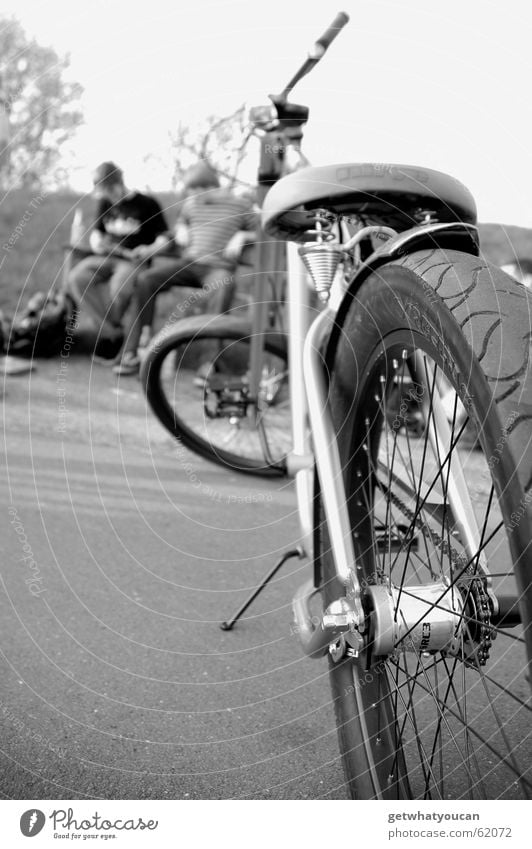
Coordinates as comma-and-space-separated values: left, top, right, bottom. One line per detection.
207, 374, 248, 393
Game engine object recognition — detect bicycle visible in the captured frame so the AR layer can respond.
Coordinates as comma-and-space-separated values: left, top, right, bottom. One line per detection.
139, 73, 305, 475
142, 13, 532, 800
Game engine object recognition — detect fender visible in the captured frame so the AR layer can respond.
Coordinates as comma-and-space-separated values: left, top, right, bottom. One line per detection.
327, 221, 479, 362
312, 221, 479, 591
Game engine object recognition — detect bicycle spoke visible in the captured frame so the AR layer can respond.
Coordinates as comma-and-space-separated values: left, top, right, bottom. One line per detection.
337, 336, 532, 799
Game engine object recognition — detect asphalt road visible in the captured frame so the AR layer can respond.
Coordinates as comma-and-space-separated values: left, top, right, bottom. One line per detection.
1, 353, 347, 800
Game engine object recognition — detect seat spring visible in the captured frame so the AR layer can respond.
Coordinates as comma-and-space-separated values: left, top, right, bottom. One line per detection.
303, 211, 336, 243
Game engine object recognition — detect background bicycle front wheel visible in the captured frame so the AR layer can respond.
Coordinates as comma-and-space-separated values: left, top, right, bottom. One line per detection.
318, 250, 532, 800
141, 315, 291, 476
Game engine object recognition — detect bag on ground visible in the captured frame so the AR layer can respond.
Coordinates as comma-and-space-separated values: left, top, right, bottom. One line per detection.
7, 292, 70, 358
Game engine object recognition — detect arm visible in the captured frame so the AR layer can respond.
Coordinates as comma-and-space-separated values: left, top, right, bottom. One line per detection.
89, 198, 113, 254
89, 229, 135, 259
89, 228, 113, 254
223, 228, 257, 262
223, 200, 258, 261
89, 197, 133, 257
173, 198, 192, 250
174, 220, 190, 250
129, 231, 175, 260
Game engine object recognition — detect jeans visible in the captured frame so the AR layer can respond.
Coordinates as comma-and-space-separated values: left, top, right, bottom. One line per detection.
122, 257, 236, 355
66, 254, 139, 340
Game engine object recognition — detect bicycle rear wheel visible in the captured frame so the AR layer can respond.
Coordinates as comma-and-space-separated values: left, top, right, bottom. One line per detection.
319, 250, 532, 799
141, 315, 291, 476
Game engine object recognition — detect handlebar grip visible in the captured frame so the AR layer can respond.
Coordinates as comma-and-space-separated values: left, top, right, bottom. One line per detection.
313, 11, 350, 53
273, 11, 349, 104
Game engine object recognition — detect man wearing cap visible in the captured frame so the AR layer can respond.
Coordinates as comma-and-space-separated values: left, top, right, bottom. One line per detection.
113, 161, 256, 375
66, 162, 171, 357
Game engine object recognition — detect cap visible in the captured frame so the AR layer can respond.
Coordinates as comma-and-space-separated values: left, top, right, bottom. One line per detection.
92, 161, 123, 188
183, 161, 220, 190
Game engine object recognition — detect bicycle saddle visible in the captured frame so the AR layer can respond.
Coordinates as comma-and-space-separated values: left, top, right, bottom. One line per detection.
261, 163, 477, 240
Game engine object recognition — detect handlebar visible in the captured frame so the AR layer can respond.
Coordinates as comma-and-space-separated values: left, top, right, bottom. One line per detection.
315, 11, 350, 51
273, 11, 349, 104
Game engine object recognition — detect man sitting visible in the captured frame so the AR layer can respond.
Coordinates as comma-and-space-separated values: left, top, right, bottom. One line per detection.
66, 161, 171, 358
113, 161, 256, 376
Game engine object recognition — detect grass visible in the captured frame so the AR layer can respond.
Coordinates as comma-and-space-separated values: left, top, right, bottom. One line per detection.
0, 189, 181, 317
1, 188, 531, 320
477, 222, 532, 270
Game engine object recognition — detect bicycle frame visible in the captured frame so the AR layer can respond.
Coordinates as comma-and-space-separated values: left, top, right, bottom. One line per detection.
239, 16, 490, 655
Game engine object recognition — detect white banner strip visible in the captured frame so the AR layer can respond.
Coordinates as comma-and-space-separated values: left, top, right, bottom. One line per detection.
1, 799, 530, 847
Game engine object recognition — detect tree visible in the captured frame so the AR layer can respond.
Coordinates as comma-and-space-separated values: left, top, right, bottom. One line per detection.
0, 15, 83, 189
144, 105, 255, 193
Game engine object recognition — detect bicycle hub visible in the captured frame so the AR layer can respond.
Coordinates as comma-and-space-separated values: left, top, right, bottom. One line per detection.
366, 582, 466, 656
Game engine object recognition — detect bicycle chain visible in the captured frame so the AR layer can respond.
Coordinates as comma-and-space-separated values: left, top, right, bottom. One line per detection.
385, 486, 493, 665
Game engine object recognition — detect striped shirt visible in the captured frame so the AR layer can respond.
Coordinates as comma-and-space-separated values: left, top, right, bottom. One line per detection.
180, 189, 256, 269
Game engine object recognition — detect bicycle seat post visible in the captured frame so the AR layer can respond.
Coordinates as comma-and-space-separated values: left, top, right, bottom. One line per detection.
247, 127, 287, 402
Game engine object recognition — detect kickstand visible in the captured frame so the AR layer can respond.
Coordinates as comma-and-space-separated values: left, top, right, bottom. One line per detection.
220, 548, 303, 631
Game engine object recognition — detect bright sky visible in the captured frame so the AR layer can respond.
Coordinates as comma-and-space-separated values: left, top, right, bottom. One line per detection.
4, 0, 532, 225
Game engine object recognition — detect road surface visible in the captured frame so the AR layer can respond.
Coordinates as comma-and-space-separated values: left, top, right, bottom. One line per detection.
1, 354, 347, 799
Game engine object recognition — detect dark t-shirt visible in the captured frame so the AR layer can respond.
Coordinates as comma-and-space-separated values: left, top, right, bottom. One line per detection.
95, 192, 168, 250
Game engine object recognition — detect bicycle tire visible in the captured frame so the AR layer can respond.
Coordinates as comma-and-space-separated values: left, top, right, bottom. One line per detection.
141, 315, 291, 476
318, 249, 532, 799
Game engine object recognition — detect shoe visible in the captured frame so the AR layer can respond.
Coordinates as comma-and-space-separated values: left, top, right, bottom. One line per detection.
93, 333, 124, 364
113, 352, 140, 376
92, 351, 122, 367
0, 355, 35, 376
